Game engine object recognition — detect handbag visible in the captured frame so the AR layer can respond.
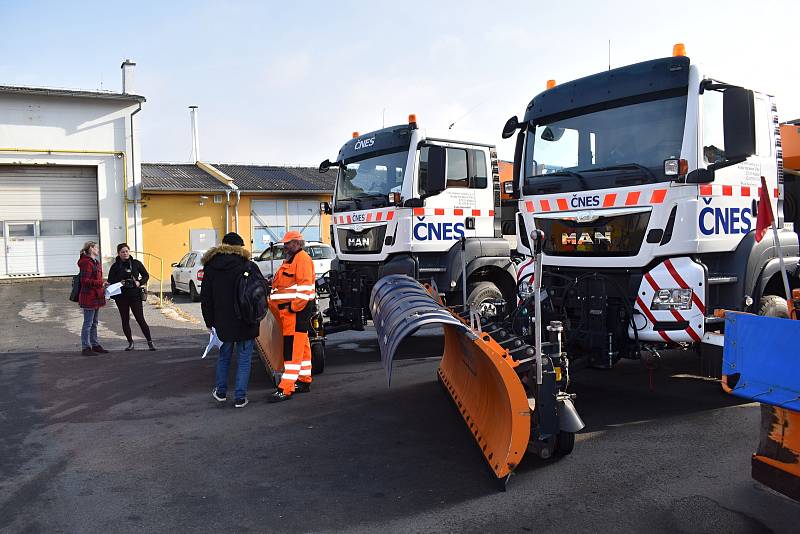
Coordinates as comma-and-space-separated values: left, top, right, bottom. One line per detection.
69, 274, 81, 302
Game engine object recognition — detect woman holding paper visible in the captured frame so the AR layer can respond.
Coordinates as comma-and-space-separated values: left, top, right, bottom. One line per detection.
108, 243, 156, 351
77, 241, 108, 356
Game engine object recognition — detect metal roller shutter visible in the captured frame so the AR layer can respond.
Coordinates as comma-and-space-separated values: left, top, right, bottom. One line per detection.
0, 165, 99, 277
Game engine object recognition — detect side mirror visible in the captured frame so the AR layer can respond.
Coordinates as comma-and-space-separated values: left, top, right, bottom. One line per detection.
319, 159, 332, 173
424, 145, 447, 197
540, 126, 564, 142
501, 115, 520, 139
723, 87, 756, 160
320, 201, 332, 215
171, 262, 178, 267
685, 168, 715, 184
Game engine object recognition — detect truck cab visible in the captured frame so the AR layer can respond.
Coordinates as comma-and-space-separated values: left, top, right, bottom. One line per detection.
504, 46, 799, 367
320, 116, 516, 331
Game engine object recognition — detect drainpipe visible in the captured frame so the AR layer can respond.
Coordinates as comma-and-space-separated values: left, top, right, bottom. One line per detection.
130, 102, 142, 252
234, 190, 241, 234
225, 190, 231, 234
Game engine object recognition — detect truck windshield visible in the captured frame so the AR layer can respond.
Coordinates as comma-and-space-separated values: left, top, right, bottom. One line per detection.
334, 150, 408, 212
524, 95, 687, 193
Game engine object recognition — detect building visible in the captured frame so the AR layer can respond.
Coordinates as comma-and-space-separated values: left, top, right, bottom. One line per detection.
0, 60, 145, 278
140, 162, 334, 269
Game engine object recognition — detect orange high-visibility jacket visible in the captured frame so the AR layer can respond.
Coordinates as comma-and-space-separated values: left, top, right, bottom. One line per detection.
269, 249, 316, 312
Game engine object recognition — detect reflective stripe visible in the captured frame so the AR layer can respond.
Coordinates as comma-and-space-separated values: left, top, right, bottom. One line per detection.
294, 285, 315, 291
295, 293, 313, 300
281, 372, 298, 380
300, 362, 312, 367
270, 293, 298, 300
299, 370, 311, 376
284, 363, 301, 370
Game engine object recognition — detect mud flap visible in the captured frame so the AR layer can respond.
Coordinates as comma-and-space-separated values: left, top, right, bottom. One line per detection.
255, 310, 284, 387
371, 275, 531, 479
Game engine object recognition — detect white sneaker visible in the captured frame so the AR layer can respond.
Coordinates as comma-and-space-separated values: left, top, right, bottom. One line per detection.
212, 388, 226, 402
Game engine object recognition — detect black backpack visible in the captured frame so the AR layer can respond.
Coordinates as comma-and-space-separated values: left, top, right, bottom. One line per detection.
234, 261, 268, 325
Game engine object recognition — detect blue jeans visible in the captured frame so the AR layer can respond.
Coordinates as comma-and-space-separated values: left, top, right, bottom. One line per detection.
215, 339, 254, 400
81, 308, 100, 349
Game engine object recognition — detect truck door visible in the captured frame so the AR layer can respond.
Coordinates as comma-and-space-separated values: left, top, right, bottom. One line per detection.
416, 145, 493, 249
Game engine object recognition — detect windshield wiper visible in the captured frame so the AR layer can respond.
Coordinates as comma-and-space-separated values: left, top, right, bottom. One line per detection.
582, 163, 657, 182
527, 170, 588, 192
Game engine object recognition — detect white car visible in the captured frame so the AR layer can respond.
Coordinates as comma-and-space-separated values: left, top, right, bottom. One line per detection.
254, 241, 335, 280
171, 250, 206, 301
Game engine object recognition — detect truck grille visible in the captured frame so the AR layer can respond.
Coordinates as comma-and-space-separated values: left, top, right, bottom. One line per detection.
535, 212, 650, 257
337, 225, 387, 254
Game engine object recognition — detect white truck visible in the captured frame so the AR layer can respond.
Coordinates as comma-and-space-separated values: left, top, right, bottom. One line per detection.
502, 44, 799, 369
319, 115, 517, 332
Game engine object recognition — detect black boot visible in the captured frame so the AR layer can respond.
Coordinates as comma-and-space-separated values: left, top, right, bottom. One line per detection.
147, 340, 156, 351
125, 341, 134, 351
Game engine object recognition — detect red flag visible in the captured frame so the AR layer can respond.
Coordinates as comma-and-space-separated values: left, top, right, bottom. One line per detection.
755, 176, 775, 243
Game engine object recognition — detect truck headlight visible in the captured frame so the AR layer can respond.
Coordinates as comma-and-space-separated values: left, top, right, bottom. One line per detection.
651, 288, 693, 310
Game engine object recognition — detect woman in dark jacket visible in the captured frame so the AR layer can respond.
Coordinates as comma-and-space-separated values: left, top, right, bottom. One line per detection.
77, 241, 108, 356
108, 243, 156, 351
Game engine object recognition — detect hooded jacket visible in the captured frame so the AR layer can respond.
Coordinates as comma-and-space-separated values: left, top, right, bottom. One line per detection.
78, 254, 106, 309
200, 244, 259, 342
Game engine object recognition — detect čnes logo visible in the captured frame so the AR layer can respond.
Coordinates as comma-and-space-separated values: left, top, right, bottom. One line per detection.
562, 232, 612, 245
570, 194, 600, 209
354, 137, 375, 150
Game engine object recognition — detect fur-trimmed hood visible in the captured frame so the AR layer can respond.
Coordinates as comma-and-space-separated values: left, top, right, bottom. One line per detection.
201, 244, 251, 266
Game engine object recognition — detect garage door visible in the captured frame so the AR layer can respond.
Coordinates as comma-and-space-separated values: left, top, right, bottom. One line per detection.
251, 199, 320, 252
0, 165, 99, 277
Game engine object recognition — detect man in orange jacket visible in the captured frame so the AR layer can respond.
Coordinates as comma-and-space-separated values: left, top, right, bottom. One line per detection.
268, 231, 316, 402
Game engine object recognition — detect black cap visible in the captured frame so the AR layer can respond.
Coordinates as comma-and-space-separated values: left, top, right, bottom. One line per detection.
222, 232, 245, 246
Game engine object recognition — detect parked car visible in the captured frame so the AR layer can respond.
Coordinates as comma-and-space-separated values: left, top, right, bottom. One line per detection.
254, 241, 335, 281
171, 250, 205, 301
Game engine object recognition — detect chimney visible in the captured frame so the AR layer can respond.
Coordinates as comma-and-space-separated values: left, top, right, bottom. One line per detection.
189, 106, 200, 162
121, 59, 136, 94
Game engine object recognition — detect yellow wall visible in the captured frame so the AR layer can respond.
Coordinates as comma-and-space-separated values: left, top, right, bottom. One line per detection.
141, 192, 333, 272
141, 192, 228, 270
235, 194, 333, 249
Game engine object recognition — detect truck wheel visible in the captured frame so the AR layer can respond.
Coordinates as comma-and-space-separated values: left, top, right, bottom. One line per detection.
555, 431, 575, 456
467, 281, 504, 318
189, 281, 201, 302
311, 342, 325, 375
759, 295, 789, 318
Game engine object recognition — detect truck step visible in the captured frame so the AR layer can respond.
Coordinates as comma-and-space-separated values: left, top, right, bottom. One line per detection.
708, 275, 738, 285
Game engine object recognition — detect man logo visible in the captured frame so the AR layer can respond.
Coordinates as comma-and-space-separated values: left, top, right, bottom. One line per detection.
562, 232, 612, 245
354, 136, 375, 150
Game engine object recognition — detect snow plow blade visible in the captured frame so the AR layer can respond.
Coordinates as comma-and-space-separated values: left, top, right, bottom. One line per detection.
371, 275, 531, 480
255, 309, 284, 387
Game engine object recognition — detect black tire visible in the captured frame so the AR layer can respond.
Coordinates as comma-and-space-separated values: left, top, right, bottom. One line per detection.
555, 431, 575, 456
311, 342, 325, 375
758, 295, 789, 318
466, 281, 504, 318
171, 277, 180, 295
189, 281, 201, 302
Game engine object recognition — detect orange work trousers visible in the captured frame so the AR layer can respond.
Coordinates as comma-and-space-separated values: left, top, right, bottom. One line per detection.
276, 305, 312, 395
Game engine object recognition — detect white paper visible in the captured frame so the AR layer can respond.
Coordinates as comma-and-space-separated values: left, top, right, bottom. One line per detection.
105, 282, 123, 299
202, 327, 223, 359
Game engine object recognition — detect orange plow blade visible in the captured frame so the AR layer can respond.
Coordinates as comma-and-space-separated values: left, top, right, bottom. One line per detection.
371, 275, 532, 480
255, 308, 284, 387
439, 324, 531, 479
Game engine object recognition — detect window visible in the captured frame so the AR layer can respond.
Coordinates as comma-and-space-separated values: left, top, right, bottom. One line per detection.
289, 200, 321, 243
308, 245, 335, 260
703, 90, 726, 164
178, 254, 191, 268
271, 246, 286, 261
8, 224, 35, 237
419, 147, 490, 193
73, 220, 98, 236
40, 220, 73, 236
187, 253, 197, 268
446, 148, 469, 187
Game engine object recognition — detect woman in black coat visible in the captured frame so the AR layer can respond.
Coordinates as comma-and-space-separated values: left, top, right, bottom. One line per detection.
108, 243, 156, 351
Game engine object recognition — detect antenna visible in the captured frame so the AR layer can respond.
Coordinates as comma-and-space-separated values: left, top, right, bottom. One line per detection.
448, 99, 487, 130
608, 40, 611, 71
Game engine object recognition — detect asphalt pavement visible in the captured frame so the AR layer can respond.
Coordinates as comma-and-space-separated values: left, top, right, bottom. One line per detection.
1, 278, 798, 533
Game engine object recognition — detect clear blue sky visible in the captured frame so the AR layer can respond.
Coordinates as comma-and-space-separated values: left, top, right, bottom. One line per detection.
2, 0, 798, 164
